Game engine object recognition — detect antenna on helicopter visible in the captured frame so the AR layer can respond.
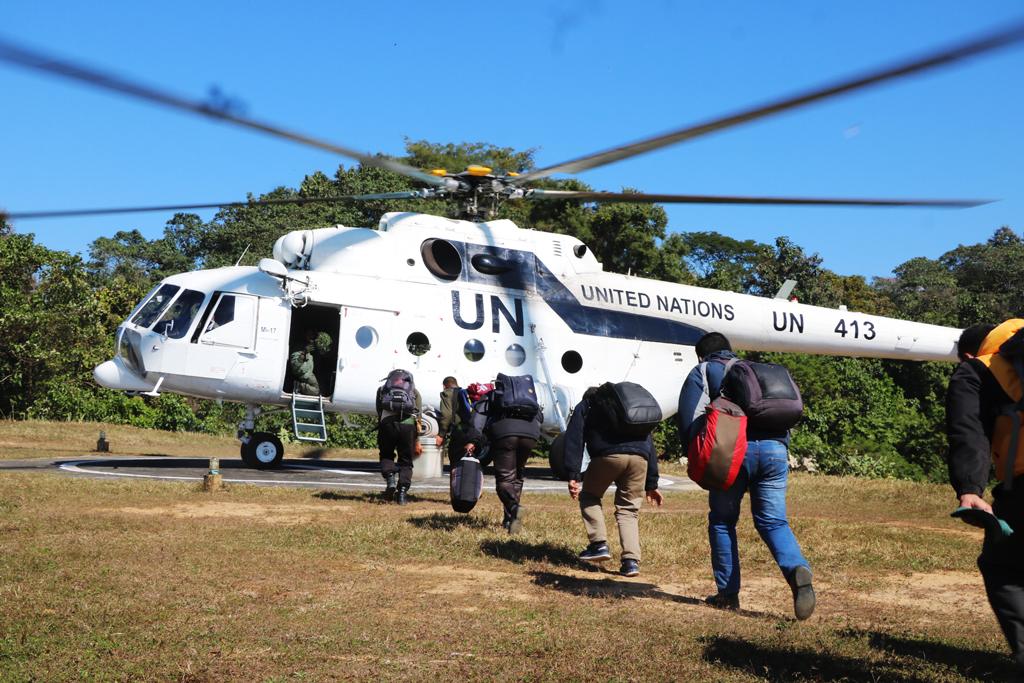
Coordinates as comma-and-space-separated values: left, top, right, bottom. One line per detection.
235, 244, 250, 267
774, 280, 798, 300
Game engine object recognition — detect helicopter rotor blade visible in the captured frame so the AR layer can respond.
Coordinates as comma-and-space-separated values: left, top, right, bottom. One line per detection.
512, 21, 1024, 184
523, 189, 990, 208
3, 191, 435, 221
0, 38, 451, 190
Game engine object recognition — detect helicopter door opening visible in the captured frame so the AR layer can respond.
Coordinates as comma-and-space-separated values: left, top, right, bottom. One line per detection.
283, 304, 340, 397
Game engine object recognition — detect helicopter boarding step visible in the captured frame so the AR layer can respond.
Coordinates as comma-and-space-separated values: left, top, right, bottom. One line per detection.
291, 394, 327, 442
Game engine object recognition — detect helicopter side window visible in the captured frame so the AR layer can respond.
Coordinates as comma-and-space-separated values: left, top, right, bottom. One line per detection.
155, 289, 206, 339
199, 294, 258, 349
130, 284, 180, 328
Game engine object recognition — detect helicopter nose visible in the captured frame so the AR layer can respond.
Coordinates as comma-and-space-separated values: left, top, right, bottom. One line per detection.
93, 358, 155, 392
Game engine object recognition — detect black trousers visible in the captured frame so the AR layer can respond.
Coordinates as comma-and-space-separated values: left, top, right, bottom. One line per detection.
980, 479, 1024, 674
490, 435, 536, 515
378, 417, 416, 488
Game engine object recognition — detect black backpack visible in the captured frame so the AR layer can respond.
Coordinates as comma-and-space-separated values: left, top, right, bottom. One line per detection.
377, 369, 416, 416
593, 381, 663, 438
722, 360, 803, 432
492, 373, 540, 421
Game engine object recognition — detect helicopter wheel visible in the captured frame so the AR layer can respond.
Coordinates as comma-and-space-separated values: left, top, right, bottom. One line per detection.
241, 432, 285, 469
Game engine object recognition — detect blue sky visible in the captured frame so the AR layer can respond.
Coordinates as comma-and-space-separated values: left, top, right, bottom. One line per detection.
2, 2, 1022, 279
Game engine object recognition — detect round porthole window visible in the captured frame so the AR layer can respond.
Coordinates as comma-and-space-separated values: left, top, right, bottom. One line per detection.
407, 332, 430, 356
355, 326, 378, 349
464, 339, 485, 361
505, 343, 526, 367
561, 350, 583, 373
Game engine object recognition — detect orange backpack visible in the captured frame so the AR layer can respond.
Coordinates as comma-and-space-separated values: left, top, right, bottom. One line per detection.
976, 319, 1024, 484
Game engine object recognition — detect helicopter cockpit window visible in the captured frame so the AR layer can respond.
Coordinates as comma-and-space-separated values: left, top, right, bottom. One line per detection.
420, 239, 462, 281
130, 284, 180, 328
463, 339, 485, 361
155, 289, 205, 340
406, 332, 430, 356
200, 293, 258, 349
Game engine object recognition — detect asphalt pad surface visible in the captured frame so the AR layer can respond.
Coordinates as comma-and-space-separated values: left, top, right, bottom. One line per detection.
0, 455, 696, 493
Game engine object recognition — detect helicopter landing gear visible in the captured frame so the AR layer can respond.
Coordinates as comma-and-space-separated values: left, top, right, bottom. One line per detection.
241, 432, 285, 469
237, 404, 283, 469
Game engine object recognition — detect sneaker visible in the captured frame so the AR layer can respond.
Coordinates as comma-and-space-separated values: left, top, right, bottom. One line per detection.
578, 542, 611, 563
705, 592, 740, 611
508, 505, 526, 535
620, 559, 640, 577
787, 566, 815, 620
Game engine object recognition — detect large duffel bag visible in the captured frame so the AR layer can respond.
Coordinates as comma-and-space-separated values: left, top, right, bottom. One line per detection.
450, 455, 483, 513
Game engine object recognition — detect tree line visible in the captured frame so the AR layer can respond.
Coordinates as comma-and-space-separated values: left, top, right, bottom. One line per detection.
2, 141, 1021, 481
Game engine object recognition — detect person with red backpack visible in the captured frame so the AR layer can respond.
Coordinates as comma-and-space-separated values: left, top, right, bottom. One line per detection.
947, 321, 1024, 677
677, 332, 815, 619
376, 369, 422, 505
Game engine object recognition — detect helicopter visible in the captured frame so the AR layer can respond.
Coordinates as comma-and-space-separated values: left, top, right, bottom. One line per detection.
2, 23, 1023, 470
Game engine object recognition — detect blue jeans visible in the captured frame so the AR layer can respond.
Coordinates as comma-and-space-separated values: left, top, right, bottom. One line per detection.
708, 439, 809, 595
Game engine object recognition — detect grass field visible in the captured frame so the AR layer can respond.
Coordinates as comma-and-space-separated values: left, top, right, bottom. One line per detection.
0, 421, 1016, 681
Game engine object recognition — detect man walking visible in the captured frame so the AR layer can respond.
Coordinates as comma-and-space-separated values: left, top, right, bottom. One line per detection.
678, 332, 815, 619
564, 385, 663, 578
479, 381, 543, 534
376, 369, 422, 505
947, 321, 1024, 677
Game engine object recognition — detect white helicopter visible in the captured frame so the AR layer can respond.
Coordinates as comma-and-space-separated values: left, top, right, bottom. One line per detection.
3, 24, 1023, 470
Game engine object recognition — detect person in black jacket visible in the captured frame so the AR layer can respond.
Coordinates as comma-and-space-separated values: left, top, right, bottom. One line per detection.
468, 389, 544, 532
564, 387, 663, 577
946, 322, 1024, 677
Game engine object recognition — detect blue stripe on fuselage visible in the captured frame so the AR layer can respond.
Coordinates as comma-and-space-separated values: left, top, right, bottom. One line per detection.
458, 242, 705, 346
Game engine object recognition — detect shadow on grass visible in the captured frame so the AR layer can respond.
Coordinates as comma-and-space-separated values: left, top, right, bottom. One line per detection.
703, 635, 934, 683
408, 512, 493, 531
313, 490, 389, 505
844, 628, 1018, 681
300, 448, 331, 460
529, 570, 788, 617
480, 539, 582, 567
702, 631, 1018, 683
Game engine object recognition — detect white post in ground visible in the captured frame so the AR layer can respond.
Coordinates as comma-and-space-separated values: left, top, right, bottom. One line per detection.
413, 412, 443, 481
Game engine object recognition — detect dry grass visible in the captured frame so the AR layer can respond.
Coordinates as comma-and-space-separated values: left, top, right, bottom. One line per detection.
0, 423, 1015, 682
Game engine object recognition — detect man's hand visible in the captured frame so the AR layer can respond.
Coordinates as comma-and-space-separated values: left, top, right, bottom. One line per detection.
959, 492, 993, 514
646, 489, 664, 507
435, 435, 444, 448
414, 441, 423, 457
568, 480, 582, 501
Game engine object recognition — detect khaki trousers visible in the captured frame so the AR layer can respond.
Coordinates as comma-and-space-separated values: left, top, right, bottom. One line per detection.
580, 452, 647, 561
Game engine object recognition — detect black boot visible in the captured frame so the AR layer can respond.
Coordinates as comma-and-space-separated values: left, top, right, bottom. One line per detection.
787, 565, 816, 620
384, 473, 397, 501
396, 485, 409, 506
